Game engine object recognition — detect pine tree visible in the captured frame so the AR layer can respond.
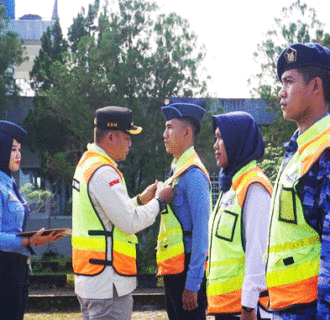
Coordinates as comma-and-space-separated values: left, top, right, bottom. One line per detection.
30, 18, 68, 92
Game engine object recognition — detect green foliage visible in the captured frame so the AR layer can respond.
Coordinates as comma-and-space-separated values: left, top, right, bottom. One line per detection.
20, 183, 52, 201
248, 0, 330, 159
30, 256, 72, 276
26, 0, 209, 192
41, 250, 64, 260
259, 144, 284, 184
25, 18, 71, 165
23, 104, 72, 154
0, 5, 27, 116
260, 111, 297, 147
45, 152, 76, 185
29, 18, 68, 92
19, 183, 52, 215
248, 0, 329, 112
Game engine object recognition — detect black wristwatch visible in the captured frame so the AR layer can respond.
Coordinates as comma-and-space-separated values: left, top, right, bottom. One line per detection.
156, 196, 167, 212
242, 306, 254, 312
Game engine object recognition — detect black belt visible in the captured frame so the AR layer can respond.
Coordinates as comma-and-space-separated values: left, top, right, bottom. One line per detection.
0, 250, 28, 264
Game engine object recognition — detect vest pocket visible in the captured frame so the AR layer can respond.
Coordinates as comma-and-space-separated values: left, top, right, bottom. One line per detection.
215, 210, 238, 242
157, 236, 179, 252
279, 187, 297, 224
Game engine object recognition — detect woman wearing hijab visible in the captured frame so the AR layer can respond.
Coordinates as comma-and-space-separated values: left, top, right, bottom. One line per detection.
0, 120, 63, 320
206, 112, 272, 320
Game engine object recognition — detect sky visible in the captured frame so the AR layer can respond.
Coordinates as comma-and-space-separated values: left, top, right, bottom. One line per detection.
15, 0, 330, 98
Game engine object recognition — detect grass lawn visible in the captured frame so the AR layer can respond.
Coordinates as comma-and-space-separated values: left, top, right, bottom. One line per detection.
25, 311, 215, 319
25, 312, 81, 319
25, 311, 170, 319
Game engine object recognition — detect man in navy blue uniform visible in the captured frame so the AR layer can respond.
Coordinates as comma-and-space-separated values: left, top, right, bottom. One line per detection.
266, 43, 330, 320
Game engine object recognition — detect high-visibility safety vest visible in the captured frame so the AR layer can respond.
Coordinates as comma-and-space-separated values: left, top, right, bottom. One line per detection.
72, 145, 138, 276
265, 115, 330, 311
156, 147, 210, 276
207, 161, 273, 314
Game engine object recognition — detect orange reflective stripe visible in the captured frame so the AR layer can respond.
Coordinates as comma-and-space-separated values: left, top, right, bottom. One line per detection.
72, 248, 106, 275
77, 152, 88, 167
208, 288, 241, 314
266, 119, 329, 311
299, 126, 330, 176
83, 162, 104, 184
73, 148, 135, 276
268, 275, 318, 310
113, 251, 137, 276
171, 152, 210, 183
232, 168, 272, 207
298, 126, 330, 154
301, 138, 330, 176
81, 152, 123, 184
157, 150, 209, 276
237, 175, 273, 207
157, 253, 185, 276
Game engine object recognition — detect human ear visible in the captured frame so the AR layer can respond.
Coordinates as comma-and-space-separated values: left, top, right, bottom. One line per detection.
312, 77, 323, 93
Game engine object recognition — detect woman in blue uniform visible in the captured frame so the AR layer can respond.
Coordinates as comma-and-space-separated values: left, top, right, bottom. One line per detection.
0, 120, 63, 320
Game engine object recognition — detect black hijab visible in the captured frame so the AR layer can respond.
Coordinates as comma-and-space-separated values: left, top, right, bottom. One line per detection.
0, 121, 26, 176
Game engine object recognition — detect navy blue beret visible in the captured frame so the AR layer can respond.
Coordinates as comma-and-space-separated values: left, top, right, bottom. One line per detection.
0, 120, 27, 142
161, 97, 206, 123
277, 42, 330, 80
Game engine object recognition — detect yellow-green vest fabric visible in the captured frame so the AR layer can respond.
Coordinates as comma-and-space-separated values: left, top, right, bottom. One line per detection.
72, 145, 138, 276
266, 115, 330, 311
156, 148, 210, 276
207, 161, 273, 314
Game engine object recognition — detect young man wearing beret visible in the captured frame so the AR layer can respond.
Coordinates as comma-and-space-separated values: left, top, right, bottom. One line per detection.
71, 106, 173, 320
265, 43, 330, 319
156, 98, 210, 320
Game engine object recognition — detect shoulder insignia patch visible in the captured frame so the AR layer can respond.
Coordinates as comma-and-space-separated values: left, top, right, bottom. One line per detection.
72, 179, 80, 192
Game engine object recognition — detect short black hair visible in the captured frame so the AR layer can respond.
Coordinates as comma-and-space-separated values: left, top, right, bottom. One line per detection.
94, 128, 121, 143
297, 65, 330, 106
180, 117, 201, 139
94, 128, 108, 143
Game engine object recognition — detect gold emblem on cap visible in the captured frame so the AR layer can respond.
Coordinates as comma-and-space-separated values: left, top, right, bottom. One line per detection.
164, 99, 170, 105
285, 47, 297, 64
107, 122, 118, 127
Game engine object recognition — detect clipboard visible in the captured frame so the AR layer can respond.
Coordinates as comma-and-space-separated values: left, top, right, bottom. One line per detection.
18, 228, 72, 238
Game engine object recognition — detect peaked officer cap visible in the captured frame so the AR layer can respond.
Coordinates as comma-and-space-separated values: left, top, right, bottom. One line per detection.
94, 106, 142, 135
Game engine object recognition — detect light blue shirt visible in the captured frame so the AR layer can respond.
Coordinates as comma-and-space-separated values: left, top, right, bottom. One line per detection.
171, 165, 210, 292
0, 171, 29, 256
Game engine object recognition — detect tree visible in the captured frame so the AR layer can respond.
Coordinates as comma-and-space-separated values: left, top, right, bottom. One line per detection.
248, 0, 330, 144
0, 5, 27, 117
249, 0, 327, 110
25, 0, 210, 194
67, 0, 100, 52
29, 18, 68, 92
23, 0, 211, 272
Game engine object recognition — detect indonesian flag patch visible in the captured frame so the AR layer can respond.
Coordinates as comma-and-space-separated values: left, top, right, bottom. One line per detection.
109, 179, 120, 187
